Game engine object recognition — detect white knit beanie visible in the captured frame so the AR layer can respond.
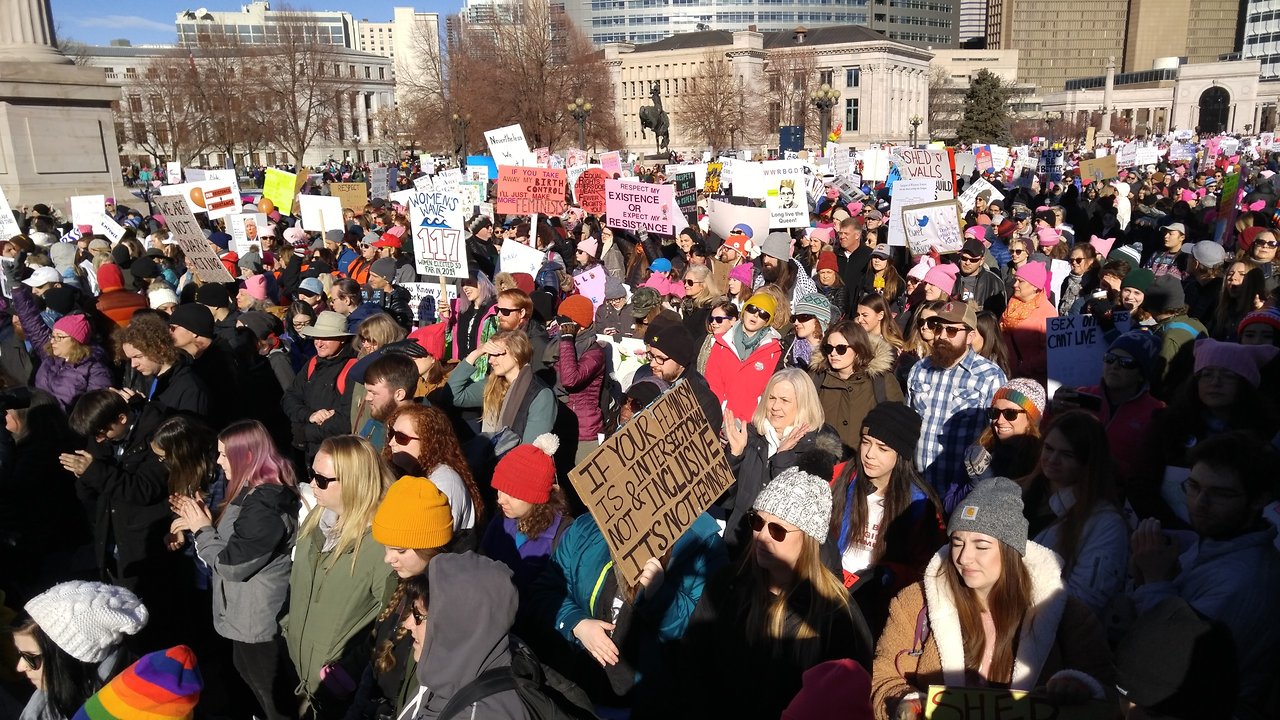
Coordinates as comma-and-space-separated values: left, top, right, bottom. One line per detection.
25, 581, 149, 663
753, 466, 833, 542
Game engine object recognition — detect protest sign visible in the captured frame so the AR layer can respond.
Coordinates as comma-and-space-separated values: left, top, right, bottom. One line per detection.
666, 163, 707, 192
953, 151, 976, 181
534, 147, 550, 167
958, 178, 1005, 213
331, 182, 368, 211
1134, 146, 1159, 166
893, 148, 953, 198
901, 200, 964, 255
227, 213, 268, 257
401, 282, 459, 321
975, 146, 993, 173
600, 151, 623, 178
466, 155, 498, 180
262, 168, 297, 213
574, 168, 610, 214
370, 166, 396, 200
496, 165, 567, 216
0, 186, 22, 241
762, 165, 809, 228
484, 124, 531, 165
498, 239, 545, 277
1077, 155, 1118, 185
185, 168, 206, 182
414, 175, 434, 192
69, 195, 108, 234
605, 180, 674, 235
1115, 143, 1137, 169
566, 148, 588, 167
569, 379, 736, 587
886, 178, 937, 248
405, 187, 469, 279
707, 199, 771, 246
459, 181, 485, 214
466, 165, 488, 182
1045, 310, 1130, 395
704, 162, 723, 194
434, 168, 463, 195
166, 161, 182, 183
164, 181, 239, 219
989, 145, 1010, 171
298, 195, 344, 233
925, 686, 1113, 720
1169, 143, 1197, 162
573, 265, 609, 309
862, 147, 892, 182
672, 172, 697, 224
98, 213, 126, 244
153, 194, 234, 283
1262, 132, 1275, 150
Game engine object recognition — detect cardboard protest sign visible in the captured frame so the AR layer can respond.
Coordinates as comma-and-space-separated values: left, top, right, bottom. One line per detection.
70, 195, 105, 231
707, 199, 771, 246
405, 187, 469, 279
605, 180, 674, 235
925, 686, 1114, 720
0, 186, 23, 241
496, 165, 567, 216
574, 168, 610, 214
569, 379, 736, 587
484, 124, 531, 165
704, 162, 723, 194
893, 148, 953, 198
227, 213, 268, 257
298, 195, 343, 233
1077, 155, 1118, 185
262, 168, 297, 213
499, 239, 545, 277
672, 172, 698, 224
600, 151, 623, 178
331, 182, 369, 211
573, 265, 609, 309
1045, 310, 1131, 395
153, 194, 234, 283
901, 200, 964, 255
166, 161, 182, 183
958, 178, 1005, 213
886, 178, 937, 248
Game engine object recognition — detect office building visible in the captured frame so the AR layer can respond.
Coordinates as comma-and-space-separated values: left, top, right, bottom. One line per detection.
1243, 0, 1280, 79
986, 0, 1128, 94
1124, 0, 1240, 73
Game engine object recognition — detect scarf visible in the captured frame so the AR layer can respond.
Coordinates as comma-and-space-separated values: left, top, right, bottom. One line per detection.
762, 423, 795, 458
469, 316, 499, 381
789, 338, 814, 367
1001, 294, 1040, 331
491, 364, 534, 433
731, 322, 770, 358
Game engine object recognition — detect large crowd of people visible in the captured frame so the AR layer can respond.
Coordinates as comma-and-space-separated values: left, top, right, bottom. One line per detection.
1, 134, 1278, 720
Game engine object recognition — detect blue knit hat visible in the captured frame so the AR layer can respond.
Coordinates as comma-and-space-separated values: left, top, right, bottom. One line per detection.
1108, 330, 1160, 378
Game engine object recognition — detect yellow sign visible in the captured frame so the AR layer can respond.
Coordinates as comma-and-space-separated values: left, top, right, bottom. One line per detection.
926, 686, 1114, 720
262, 168, 298, 215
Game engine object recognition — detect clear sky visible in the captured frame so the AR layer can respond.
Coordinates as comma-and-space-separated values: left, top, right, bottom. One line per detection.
50, 0, 463, 46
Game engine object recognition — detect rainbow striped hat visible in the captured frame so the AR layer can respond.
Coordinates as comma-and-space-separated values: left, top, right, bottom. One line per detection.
73, 645, 202, 719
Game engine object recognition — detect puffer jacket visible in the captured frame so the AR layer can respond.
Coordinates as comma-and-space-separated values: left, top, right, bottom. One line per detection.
557, 335, 606, 440
811, 334, 903, 453
379, 284, 414, 330
704, 326, 782, 422
14, 288, 111, 410
192, 483, 300, 643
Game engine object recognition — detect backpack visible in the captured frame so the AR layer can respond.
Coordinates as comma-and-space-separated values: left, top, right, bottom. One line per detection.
438, 637, 597, 720
306, 356, 357, 395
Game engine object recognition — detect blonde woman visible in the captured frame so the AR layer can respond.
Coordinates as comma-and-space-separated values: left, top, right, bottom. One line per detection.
446, 329, 557, 444
285, 435, 396, 719
680, 263, 723, 341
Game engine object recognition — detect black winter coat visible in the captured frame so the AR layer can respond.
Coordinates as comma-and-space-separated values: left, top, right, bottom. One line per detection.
281, 347, 358, 460
379, 284, 414, 330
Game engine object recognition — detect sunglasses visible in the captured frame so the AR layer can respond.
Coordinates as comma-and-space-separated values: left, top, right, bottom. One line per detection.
496, 306, 521, 316
684, 278, 700, 286
309, 470, 338, 489
389, 427, 420, 445
987, 407, 1027, 422
1256, 240, 1280, 249
744, 303, 771, 322
748, 511, 802, 543
1069, 257, 1088, 265
359, 334, 375, 344
924, 318, 967, 338
822, 342, 851, 356
961, 255, 983, 263
408, 606, 426, 624
709, 315, 733, 324
1104, 352, 1139, 369
1010, 248, 1028, 255
17, 650, 41, 671
793, 313, 816, 324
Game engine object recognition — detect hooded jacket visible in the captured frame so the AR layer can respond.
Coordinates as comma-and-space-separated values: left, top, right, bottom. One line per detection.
557, 335, 606, 440
811, 335, 902, 453
401, 551, 530, 720
281, 346, 358, 459
704, 325, 782, 422
869, 542, 1113, 719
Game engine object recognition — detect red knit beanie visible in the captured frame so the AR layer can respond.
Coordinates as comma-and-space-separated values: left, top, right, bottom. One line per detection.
492, 434, 559, 504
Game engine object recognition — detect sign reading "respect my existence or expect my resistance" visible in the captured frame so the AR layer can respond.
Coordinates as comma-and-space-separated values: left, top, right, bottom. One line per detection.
604, 179, 675, 236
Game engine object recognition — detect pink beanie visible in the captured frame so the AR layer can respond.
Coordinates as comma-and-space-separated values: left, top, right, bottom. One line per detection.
1194, 337, 1280, 388
923, 263, 959, 294
1036, 227, 1062, 246
964, 226, 985, 242
729, 263, 754, 284
907, 257, 935, 281
1015, 261, 1049, 292
54, 314, 90, 344
243, 274, 268, 302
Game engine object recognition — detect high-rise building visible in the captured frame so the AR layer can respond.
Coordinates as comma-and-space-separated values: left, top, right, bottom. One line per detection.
356, 8, 442, 105
1243, 0, 1280, 79
958, 0, 987, 45
1124, 0, 1241, 73
176, 2, 356, 48
986, 0, 1128, 94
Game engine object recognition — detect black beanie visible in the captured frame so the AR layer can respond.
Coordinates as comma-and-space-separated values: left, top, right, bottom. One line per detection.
647, 322, 695, 368
41, 286, 78, 315
196, 283, 231, 309
169, 303, 215, 339
861, 402, 922, 459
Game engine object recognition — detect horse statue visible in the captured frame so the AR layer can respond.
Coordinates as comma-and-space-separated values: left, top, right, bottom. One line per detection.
638, 81, 670, 155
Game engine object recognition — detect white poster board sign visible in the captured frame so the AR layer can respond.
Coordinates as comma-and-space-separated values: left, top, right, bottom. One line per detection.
406, 187, 469, 279
886, 178, 936, 248
900, 200, 964, 255
166, 161, 182, 184
707, 199, 771, 247
958, 178, 1005, 213
227, 213, 268, 257
484, 124, 531, 165
1045, 310, 1133, 395
298, 195, 344, 233
0, 186, 22, 240
892, 147, 953, 198
759, 161, 809, 228
70, 195, 105, 231
499, 239, 545, 277
98, 213, 127, 244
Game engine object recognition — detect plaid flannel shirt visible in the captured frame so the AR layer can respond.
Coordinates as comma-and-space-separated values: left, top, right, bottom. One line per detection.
908, 349, 1007, 498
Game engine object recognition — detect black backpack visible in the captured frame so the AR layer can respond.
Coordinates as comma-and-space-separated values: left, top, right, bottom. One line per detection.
438, 637, 597, 720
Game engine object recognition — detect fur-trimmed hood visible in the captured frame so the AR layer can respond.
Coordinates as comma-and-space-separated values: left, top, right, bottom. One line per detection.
921, 541, 1067, 690
866, 334, 895, 376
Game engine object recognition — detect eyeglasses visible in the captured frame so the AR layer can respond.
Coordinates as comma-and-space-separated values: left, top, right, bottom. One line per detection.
496, 306, 521, 316
986, 407, 1027, 422
309, 470, 338, 489
744, 304, 771, 322
1182, 478, 1244, 504
924, 318, 967, 338
359, 334, 375, 345
709, 315, 734, 324
1104, 352, 1139, 369
793, 313, 816, 324
961, 255, 983, 263
388, 427, 420, 445
822, 342, 851, 356
649, 351, 671, 365
50, 333, 72, 342
17, 650, 41, 671
747, 511, 802, 543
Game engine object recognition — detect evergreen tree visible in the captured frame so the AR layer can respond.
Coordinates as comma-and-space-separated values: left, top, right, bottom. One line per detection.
956, 69, 1013, 146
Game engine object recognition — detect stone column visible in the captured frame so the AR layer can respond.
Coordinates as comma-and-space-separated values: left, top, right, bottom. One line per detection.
1097, 56, 1116, 140
355, 91, 368, 142
369, 91, 380, 141
0, 0, 70, 64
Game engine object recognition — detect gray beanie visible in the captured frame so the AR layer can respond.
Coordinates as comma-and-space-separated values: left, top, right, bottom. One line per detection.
762, 231, 792, 260
947, 477, 1028, 555
753, 466, 832, 542
792, 293, 833, 334
604, 275, 628, 301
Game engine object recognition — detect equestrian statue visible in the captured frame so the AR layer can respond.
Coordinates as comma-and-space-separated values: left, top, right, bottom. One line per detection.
638, 81, 671, 156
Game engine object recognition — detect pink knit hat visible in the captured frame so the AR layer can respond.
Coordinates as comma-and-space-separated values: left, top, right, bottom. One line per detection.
907, 257, 935, 281
1036, 227, 1062, 246
1194, 337, 1280, 388
53, 314, 90, 345
1015, 261, 1050, 292
243, 274, 268, 302
922, 263, 959, 294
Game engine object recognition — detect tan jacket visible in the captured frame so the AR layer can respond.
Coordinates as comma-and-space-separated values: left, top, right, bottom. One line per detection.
869, 542, 1114, 720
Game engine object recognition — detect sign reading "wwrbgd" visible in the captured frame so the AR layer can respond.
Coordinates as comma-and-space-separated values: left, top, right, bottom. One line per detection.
569, 380, 735, 588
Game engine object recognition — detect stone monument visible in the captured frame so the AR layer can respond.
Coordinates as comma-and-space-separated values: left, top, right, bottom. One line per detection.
0, 0, 124, 209
1096, 56, 1116, 143
637, 82, 670, 158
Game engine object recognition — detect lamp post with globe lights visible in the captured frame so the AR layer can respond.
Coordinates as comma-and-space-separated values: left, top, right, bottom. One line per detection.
568, 97, 592, 150
810, 83, 841, 153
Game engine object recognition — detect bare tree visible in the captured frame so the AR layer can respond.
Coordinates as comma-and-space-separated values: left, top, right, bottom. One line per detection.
676, 51, 755, 152
928, 66, 963, 141
186, 26, 260, 173
761, 47, 820, 145
115, 52, 212, 166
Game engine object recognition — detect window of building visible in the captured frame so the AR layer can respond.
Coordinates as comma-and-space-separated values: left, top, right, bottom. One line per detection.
364, 66, 371, 78
128, 95, 142, 112
379, 67, 385, 79
819, 69, 833, 86
846, 67, 860, 87
845, 98, 859, 131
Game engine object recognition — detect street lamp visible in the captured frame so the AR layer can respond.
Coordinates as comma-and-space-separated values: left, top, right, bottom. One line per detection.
1044, 112, 1059, 147
729, 122, 738, 152
809, 83, 841, 153
451, 112, 470, 164
909, 115, 923, 147
567, 97, 592, 150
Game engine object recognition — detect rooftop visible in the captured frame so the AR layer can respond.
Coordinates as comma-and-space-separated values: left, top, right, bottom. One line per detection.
631, 24, 889, 53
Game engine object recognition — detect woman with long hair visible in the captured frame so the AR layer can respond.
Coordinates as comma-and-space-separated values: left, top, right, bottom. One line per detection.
150, 415, 217, 497
706, 290, 785, 422
447, 329, 557, 446
972, 311, 1013, 377
696, 299, 738, 373
14, 582, 148, 720
726, 263, 755, 309
825, 403, 945, 636
854, 293, 905, 354
894, 300, 947, 392
678, 465, 874, 718
680, 264, 722, 342
443, 270, 497, 362
354, 313, 406, 359
383, 404, 484, 544
870, 478, 1113, 720
811, 320, 903, 454
960, 378, 1043, 510
1019, 410, 1128, 616
785, 294, 833, 371
285, 435, 395, 719
860, 245, 903, 304
1212, 262, 1267, 340
9, 288, 111, 410
170, 420, 301, 720
814, 251, 847, 316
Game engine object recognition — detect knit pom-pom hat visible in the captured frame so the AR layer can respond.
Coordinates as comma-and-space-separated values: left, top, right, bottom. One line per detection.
493, 434, 559, 504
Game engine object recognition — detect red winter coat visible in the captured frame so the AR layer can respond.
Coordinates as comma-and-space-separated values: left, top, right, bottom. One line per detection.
1076, 383, 1164, 487
557, 336, 606, 440
704, 329, 782, 422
